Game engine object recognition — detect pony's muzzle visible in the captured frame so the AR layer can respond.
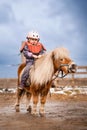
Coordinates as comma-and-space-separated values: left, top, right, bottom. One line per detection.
69, 63, 77, 73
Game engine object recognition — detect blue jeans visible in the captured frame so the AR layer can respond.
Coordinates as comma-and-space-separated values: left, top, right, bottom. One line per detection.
20, 61, 34, 87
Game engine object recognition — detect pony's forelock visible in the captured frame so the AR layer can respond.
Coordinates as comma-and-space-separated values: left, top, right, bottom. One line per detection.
53, 47, 70, 60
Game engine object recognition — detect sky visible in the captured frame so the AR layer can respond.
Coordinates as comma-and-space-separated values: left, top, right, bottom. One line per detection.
0, 0, 87, 77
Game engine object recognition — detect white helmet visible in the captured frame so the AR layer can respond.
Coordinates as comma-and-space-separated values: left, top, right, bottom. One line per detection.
26, 31, 40, 40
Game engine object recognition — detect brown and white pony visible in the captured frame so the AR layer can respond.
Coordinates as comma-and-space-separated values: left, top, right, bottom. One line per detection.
15, 47, 77, 116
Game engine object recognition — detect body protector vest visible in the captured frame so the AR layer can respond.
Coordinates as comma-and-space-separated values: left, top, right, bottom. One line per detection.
27, 42, 43, 54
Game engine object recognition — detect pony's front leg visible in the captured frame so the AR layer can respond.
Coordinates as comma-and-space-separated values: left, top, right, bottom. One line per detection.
15, 88, 24, 112
39, 95, 47, 117
32, 93, 39, 115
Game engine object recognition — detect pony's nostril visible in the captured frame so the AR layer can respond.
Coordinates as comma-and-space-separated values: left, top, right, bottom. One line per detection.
72, 64, 77, 69
70, 64, 74, 68
70, 64, 77, 72
72, 64, 75, 68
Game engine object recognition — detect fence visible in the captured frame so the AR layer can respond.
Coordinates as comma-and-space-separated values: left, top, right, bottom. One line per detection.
0, 66, 87, 89
0, 78, 17, 89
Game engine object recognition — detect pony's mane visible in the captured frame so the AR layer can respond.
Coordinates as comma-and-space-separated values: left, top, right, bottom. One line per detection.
30, 52, 54, 85
30, 47, 70, 85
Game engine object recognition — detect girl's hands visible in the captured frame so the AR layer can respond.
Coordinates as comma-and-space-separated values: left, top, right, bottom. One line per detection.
33, 54, 42, 59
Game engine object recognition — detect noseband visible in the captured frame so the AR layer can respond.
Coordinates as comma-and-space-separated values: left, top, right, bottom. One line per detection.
52, 64, 70, 80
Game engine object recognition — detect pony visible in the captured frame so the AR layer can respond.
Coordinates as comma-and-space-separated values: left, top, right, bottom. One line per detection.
15, 47, 77, 116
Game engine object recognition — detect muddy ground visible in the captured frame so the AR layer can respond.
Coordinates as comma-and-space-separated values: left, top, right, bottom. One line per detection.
0, 93, 87, 130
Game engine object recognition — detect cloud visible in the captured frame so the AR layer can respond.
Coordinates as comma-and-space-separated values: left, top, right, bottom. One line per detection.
0, 0, 87, 66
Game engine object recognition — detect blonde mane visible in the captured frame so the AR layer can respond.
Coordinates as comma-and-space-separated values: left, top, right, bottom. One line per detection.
30, 47, 70, 85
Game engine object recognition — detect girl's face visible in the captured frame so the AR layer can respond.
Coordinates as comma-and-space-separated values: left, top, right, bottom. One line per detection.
29, 38, 38, 44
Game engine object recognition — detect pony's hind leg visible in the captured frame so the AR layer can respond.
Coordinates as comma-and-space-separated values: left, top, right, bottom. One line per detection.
25, 91, 32, 113
15, 88, 24, 112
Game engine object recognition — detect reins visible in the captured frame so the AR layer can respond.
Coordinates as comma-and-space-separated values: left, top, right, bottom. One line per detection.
52, 64, 69, 81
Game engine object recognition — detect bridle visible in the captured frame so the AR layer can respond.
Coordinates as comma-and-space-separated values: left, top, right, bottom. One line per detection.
52, 64, 70, 81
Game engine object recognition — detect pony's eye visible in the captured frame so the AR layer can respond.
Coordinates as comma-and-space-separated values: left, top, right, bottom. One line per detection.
60, 59, 63, 61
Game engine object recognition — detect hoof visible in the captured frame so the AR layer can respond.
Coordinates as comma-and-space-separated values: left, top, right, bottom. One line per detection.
15, 105, 20, 112
27, 106, 32, 113
31, 110, 38, 116
39, 112, 45, 117
39, 108, 45, 117
31, 112, 38, 116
